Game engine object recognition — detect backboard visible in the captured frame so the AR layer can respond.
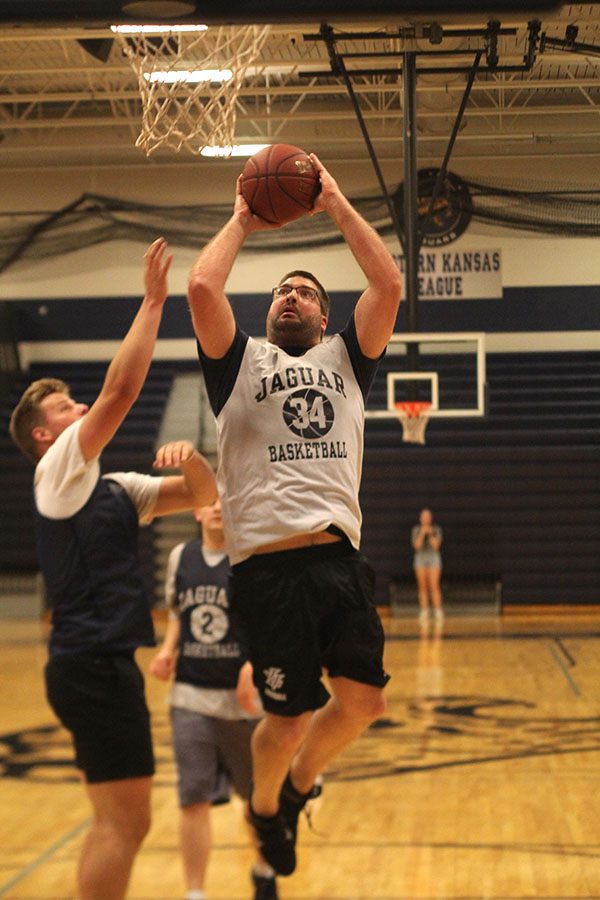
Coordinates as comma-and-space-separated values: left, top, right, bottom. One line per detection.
365, 331, 486, 420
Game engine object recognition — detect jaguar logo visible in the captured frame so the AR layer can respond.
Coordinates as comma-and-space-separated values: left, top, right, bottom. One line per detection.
394, 168, 473, 247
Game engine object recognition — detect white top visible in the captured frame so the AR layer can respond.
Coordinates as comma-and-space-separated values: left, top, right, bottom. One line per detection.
34, 418, 162, 523
216, 334, 366, 564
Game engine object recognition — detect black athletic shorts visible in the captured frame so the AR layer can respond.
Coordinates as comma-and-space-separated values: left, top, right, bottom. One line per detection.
230, 540, 390, 717
45, 653, 155, 783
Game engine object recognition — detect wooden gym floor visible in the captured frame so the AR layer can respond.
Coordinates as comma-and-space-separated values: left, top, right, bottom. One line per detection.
1, 611, 600, 899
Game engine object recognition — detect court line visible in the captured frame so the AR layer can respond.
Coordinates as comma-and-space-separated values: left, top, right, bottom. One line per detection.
330, 741, 600, 781
554, 635, 577, 667
129, 895, 599, 900
0, 818, 89, 897
549, 639, 581, 696
385, 630, 600, 643
130, 896, 600, 900
291, 837, 600, 859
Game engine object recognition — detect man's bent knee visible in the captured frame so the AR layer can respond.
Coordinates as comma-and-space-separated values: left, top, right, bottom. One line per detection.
88, 778, 152, 847
348, 690, 385, 723
368, 689, 386, 721
332, 681, 386, 723
95, 803, 150, 849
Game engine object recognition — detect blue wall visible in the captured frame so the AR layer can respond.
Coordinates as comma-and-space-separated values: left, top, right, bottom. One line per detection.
11, 284, 600, 343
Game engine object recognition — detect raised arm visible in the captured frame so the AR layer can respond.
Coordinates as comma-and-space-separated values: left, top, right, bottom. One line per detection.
310, 154, 402, 359
188, 177, 278, 359
78, 237, 173, 462
151, 440, 217, 516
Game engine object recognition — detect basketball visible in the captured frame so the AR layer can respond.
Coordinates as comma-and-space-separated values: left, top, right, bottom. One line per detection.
240, 143, 320, 225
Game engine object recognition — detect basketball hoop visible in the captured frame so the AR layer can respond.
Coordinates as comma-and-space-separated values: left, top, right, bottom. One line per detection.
115, 24, 271, 155
394, 401, 431, 445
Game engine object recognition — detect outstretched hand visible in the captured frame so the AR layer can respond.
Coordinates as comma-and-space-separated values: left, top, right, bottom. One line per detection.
144, 237, 173, 306
153, 440, 197, 471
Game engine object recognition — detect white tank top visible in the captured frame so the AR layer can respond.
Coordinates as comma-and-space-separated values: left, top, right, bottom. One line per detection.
215, 333, 367, 564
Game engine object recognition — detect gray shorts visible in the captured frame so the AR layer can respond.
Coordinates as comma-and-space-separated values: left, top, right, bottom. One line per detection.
170, 706, 258, 808
414, 550, 442, 570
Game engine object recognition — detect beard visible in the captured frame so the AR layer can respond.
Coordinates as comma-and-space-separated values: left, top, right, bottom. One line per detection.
267, 310, 322, 348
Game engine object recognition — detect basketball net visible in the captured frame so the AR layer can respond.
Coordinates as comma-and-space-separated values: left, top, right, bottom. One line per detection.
394, 401, 431, 445
115, 25, 271, 155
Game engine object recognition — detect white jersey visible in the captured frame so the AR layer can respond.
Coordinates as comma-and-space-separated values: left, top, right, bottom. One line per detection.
199, 316, 380, 565
35, 417, 161, 523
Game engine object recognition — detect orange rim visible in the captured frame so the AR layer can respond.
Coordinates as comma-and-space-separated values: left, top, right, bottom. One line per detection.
394, 401, 432, 418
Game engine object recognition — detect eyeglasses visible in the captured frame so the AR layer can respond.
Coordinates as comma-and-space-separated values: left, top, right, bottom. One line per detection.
272, 284, 320, 303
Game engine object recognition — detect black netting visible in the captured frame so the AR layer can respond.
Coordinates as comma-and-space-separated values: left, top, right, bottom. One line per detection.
2, 177, 600, 275
466, 178, 600, 236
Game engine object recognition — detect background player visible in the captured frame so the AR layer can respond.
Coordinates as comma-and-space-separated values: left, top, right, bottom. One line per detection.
187, 154, 402, 875
150, 498, 278, 900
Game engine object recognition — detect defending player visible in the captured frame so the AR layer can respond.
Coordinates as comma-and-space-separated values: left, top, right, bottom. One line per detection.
9, 238, 217, 900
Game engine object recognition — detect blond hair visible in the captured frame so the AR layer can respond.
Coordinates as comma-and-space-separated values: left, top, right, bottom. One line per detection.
9, 378, 70, 463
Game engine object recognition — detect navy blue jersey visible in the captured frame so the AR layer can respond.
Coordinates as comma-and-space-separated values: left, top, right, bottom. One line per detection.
173, 540, 245, 689
36, 476, 155, 656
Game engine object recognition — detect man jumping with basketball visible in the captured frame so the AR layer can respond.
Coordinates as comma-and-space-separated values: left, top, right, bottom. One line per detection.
187, 153, 401, 876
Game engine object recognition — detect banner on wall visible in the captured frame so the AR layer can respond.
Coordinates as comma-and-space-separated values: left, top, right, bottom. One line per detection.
393, 248, 503, 300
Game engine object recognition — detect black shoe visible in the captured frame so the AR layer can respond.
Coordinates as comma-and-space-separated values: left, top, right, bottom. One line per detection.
247, 803, 296, 876
252, 870, 279, 900
279, 773, 322, 843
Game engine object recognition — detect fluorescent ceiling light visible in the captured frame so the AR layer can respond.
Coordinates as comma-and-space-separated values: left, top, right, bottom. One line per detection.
111, 24, 208, 34
144, 69, 232, 83
201, 144, 270, 158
